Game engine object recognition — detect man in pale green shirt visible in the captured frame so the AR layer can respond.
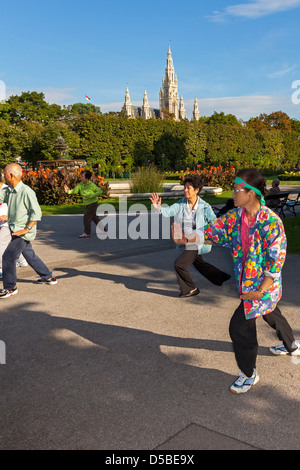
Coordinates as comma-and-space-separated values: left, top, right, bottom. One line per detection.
0, 163, 57, 299
64, 169, 105, 238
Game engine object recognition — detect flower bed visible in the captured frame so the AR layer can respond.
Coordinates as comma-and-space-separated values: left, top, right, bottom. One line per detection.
178, 165, 236, 190
22, 167, 110, 205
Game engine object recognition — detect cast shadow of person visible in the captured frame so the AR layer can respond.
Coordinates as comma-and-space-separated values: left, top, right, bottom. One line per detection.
47, 265, 237, 301
1, 305, 298, 450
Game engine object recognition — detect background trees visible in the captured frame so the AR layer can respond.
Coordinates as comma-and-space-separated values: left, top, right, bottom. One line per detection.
0, 91, 299, 173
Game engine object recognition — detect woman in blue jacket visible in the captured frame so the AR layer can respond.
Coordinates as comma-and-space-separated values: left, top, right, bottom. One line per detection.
150, 174, 231, 297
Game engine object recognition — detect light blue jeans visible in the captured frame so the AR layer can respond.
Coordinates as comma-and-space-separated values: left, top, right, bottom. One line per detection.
2, 236, 52, 290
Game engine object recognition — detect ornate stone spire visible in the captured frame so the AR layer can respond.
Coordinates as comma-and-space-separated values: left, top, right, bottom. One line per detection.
123, 87, 133, 117
193, 97, 200, 121
160, 44, 179, 120
179, 95, 186, 120
142, 90, 151, 119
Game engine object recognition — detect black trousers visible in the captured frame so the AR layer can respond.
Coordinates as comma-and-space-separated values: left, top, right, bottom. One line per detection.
84, 202, 104, 235
229, 301, 296, 377
174, 248, 230, 295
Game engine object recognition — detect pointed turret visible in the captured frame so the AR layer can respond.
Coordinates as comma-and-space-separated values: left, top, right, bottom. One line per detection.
142, 90, 151, 119
179, 96, 186, 120
193, 97, 200, 121
123, 87, 133, 118
160, 44, 179, 120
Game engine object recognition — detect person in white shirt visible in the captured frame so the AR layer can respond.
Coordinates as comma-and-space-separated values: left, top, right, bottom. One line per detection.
0, 180, 27, 279
150, 174, 231, 297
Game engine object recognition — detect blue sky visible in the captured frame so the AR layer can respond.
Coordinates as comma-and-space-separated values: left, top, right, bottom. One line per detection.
1, 0, 300, 120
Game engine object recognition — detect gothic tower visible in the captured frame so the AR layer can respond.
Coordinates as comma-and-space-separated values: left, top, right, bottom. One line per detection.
179, 95, 186, 120
160, 44, 180, 120
193, 97, 200, 121
141, 90, 151, 119
123, 87, 133, 117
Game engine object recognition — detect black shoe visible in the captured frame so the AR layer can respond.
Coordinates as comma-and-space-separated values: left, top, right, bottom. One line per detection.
37, 277, 57, 285
179, 288, 200, 298
0, 287, 18, 298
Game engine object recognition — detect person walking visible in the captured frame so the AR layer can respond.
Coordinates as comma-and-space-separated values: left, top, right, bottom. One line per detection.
150, 173, 231, 298
172, 168, 300, 394
64, 170, 106, 238
0, 163, 57, 299
0, 180, 28, 279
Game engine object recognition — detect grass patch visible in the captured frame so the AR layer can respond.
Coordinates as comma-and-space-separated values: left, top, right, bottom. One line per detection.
283, 217, 300, 254
41, 191, 232, 215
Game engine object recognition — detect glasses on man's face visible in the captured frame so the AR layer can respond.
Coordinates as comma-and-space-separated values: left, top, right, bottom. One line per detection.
232, 188, 246, 194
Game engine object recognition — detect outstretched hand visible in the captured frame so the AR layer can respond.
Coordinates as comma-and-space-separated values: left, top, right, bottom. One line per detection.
149, 193, 161, 211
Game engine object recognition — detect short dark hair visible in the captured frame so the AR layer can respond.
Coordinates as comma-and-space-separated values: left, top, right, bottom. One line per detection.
82, 170, 92, 180
236, 168, 266, 199
182, 173, 204, 192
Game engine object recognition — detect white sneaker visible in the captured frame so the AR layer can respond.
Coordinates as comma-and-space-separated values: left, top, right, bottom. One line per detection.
16, 259, 29, 268
230, 369, 259, 394
78, 233, 90, 238
269, 341, 300, 356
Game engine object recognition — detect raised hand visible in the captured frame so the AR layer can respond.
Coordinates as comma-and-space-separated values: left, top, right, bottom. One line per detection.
149, 193, 162, 211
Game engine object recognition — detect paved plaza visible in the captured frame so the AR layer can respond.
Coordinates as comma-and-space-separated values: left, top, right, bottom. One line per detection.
0, 205, 299, 450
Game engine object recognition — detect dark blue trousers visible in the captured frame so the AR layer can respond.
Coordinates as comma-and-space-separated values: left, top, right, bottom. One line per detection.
2, 236, 52, 290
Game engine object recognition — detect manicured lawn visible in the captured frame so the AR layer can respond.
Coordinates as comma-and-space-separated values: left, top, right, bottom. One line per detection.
283, 217, 300, 254
40, 191, 232, 215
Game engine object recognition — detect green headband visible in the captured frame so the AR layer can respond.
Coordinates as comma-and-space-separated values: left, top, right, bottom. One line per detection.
234, 177, 266, 205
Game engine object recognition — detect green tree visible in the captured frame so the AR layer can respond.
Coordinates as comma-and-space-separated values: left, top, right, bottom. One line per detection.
185, 121, 206, 167
261, 130, 284, 169
204, 111, 242, 127
246, 111, 292, 132
19, 120, 80, 167
67, 102, 101, 116
0, 119, 23, 167
7, 91, 64, 123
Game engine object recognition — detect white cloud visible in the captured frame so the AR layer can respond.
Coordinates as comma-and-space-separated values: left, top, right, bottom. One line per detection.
267, 65, 298, 79
43, 88, 77, 104
209, 0, 300, 20
184, 94, 300, 120
5, 86, 77, 104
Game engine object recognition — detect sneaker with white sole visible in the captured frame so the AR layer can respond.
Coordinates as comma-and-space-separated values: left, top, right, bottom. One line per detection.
16, 260, 28, 268
269, 343, 289, 356
230, 368, 259, 394
269, 341, 300, 356
78, 233, 90, 238
37, 277, 57, 285
0, 287, 18, 298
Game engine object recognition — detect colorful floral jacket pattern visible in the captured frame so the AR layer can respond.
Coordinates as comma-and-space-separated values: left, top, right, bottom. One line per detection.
202, 206, 287, 320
